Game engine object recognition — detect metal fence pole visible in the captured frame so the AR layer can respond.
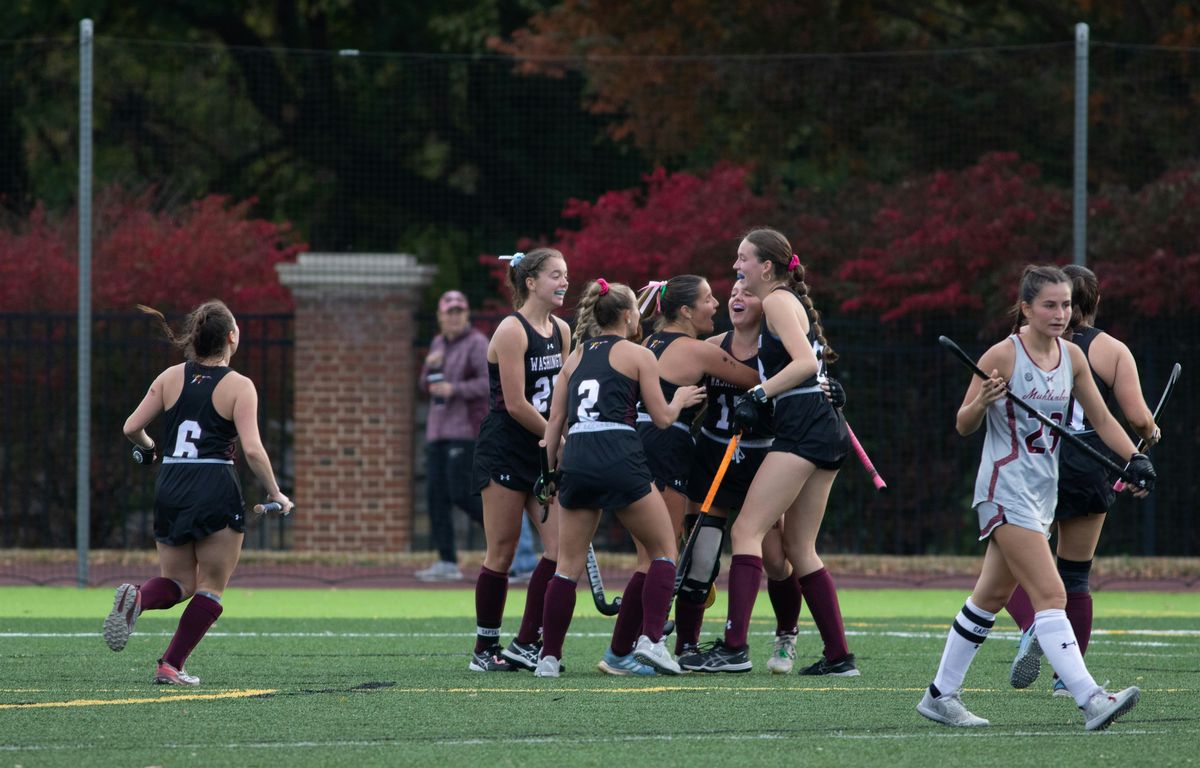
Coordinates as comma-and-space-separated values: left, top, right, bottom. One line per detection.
1072, 22, 1089, 266
77, 19, 94, 588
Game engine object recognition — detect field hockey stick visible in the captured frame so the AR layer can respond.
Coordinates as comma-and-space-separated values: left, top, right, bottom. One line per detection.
538, 446, 552, 523
1114, 362, 1181, 492
938, 335, 1147, 488
673, 432, 740, 598
845, 422, 887, 492
585, 544, 621, 616
254, 501, 285, 515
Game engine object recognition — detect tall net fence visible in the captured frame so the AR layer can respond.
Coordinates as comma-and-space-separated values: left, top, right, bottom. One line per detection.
1, 32, 1197, 584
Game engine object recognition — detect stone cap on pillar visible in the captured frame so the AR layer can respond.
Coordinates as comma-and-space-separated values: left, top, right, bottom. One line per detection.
277, 252, 437, 298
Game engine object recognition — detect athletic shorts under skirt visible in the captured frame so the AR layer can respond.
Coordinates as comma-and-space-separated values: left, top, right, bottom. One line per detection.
154, 463, 246, 546
472, 411, 540, 494
1056, 431, 1119, 520
768, 391, 848, 470
559, 428, 653, 512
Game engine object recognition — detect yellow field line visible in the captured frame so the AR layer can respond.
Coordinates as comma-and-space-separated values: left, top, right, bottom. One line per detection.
0, 688, 276, 710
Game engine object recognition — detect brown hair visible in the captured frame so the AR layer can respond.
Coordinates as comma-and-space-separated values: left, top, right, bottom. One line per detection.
1061, 263, 1100, 332
573, 280, 637, 345
1009, 265, 1070, 333
743, 227, 837, 363
639, 274, 708, 331
138, 300, 235, 361
505, 247, 565, 309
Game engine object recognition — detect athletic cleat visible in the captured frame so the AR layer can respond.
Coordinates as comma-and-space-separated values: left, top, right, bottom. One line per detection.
468, 644, 516, 672
917, 689, 988, 727
1052, 677, 1070, 697
1081, 686, 1140, 731
798, 653, 860, 677
154, 660, 199, 686
632, 635, 681, 675
1009, 625, 1042, 689
767, 633, 797, 674
501, 639, 541, 671
678, 639, 752, 673
103, 583, 141, 652
533, 655, 561, 678
598, 648, 657, 676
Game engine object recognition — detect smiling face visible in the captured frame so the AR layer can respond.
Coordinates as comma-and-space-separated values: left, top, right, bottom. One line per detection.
1021, 280, 1071, 338
688, 279, 719, 334
733, 238, 771, 296
526, 256, 569, 309
728, 279, 762, 331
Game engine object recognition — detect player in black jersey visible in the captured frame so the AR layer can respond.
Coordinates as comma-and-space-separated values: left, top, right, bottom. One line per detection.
1005, 264, 1160, 696
535, 279, 704, 677
673, 280, 805, 672
635, 275, 760, 536
105, 301, 292, 686
469, 248, 573, 673
685, 227, 857, 676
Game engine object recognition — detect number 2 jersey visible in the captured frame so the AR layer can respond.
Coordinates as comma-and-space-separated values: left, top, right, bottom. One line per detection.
472, 311, 564, 493
972, 334, 1073, 521
558, 335, 654, 511
154, 361, 246, 545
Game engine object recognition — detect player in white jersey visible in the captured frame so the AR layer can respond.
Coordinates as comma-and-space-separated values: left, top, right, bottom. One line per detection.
917, 265, 1156, 732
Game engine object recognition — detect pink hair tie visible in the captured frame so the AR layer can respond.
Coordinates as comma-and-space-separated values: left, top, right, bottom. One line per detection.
788, 253, 800, 271
597, 278, 610, 296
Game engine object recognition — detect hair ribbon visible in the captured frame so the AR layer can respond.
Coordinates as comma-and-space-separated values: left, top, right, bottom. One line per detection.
638, 280, 668, 315
499, 252, 525, 268
596, 278, 610, 296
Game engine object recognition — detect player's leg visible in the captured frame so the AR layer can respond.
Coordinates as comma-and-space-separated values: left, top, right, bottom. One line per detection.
673, 507, 728, 656
504, 495, 561, 669
617, 489, 682, 675
156, 527, 243, 685
1055, 512, 1105, 657
470, 482, 525, 670
785, 469, 857, 676
104, 541, 195, 653
762, 520, 799, 674
535, 506, 601, 677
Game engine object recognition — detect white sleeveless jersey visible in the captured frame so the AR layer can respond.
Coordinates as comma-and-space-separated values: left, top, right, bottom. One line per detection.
972, 335, 1073, 521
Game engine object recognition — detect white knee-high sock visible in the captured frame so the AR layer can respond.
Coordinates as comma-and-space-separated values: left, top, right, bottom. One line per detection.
931, 598, 995, 697
1035, 608, 1100, 707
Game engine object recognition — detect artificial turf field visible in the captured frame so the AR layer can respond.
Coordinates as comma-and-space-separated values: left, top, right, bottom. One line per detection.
1, 587, 1197, 767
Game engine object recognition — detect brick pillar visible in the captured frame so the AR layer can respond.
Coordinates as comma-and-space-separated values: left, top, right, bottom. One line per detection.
277, 253, 435, 553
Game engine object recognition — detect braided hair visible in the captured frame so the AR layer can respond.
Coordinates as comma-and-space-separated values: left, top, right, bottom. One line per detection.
573, 280, 637, 346
743, 227, 837, 364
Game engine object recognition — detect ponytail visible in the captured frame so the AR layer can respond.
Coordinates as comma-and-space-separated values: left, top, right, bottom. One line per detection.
138, 300, 235, 361
743, 227, 837, 364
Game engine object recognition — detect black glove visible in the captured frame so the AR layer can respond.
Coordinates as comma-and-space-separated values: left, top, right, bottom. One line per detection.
732, 386, 769, 433
131, 443, 160, 466
827, 377, 846, 410
534, 469, 560, 507
1125, 452, 1156, 493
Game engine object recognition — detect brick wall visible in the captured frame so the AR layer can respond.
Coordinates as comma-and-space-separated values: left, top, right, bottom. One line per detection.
278, 253, 435, 553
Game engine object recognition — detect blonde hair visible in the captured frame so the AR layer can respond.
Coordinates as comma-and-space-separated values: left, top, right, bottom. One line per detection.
573, 280, 637, 345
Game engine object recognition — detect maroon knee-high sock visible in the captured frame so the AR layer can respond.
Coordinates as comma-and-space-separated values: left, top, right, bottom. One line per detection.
139, 577, 183, 611
540, 575, 577, 660
162, 593, 222, 669
673, 599, 706, 655
767, 575, 802, 636
798, 567, 849, 661
1066, 591, 1093, 656
515, 557, 557, 644
640, 559, 676, 643
474, 566, 509, 653
1006, 585, 1036, 632
723, 555, 763, 650
610, 571, 646, 656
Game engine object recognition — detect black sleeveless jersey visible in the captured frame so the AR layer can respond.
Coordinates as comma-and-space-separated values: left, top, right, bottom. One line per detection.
1066, 326, 1113, 432
487, 312, 564, 417
758, 286, 824, 388
702, 334, 772, 440
567, 336, 640, 428
637, 331, 703, 426
162, 361, 238, 463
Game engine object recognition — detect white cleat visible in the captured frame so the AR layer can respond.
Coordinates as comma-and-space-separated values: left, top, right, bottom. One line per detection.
632, 634, 681, 676
1081, 686, 1140, 731
767, 633, 797, 675
103, 583, 141, 652
917, 689, 989, 727
533, 655, 561, 678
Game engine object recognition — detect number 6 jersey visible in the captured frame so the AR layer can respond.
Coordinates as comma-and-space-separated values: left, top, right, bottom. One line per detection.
972, 334, 1073, 522
162, 361, 238, 464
